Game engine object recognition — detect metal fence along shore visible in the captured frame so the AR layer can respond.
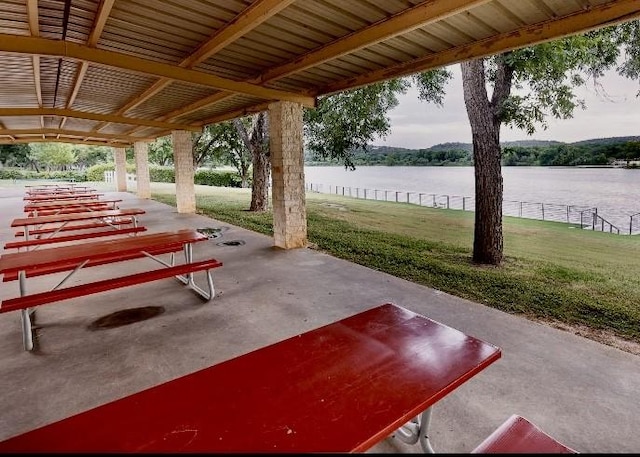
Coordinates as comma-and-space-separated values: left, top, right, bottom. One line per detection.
306, 182, 640, 236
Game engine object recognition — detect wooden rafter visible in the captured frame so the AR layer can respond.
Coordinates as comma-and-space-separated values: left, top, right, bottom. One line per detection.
67, 0, 116, 107
27, 0, 42, 130
0, 128, 151, 143
144, 0, 489, 126
109, 0, 296, 137
116, 0, 295, 116
0, 35, 315, 106
0, 137, 132, 147
319, 0, 640, 95
0, 108, 201, 131
251, 0, 491, 84
198, 102, 271, 126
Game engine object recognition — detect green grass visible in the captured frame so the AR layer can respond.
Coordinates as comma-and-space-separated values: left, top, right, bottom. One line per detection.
149, 183, 640, 346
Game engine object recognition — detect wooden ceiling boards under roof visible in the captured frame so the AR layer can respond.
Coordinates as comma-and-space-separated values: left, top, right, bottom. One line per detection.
0, 0, 639, 147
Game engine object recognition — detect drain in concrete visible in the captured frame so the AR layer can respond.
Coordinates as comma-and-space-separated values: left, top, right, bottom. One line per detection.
216, 240, 246, 247
197, 227, 224, 239
88, 306, 165, 330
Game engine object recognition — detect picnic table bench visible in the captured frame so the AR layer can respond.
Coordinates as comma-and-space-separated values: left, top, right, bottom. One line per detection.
0, 303, 501, 451
24, 198, 121, 216
12, 208, 144, 241
0, 229, 222, 351
23, 192, 103, 202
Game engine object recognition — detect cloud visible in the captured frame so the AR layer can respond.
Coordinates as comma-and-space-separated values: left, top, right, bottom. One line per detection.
376, 65, 640, 149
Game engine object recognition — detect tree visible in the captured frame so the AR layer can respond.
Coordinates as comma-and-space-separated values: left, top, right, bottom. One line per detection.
148, 137, 173, 166
72, 145, 109, 168
201, 121, 252, 187
29, 142, 76, 171
234, 113, 270, 211
416, 22, 639, 265
0, 144, 30, 167
303, 79, 413, 170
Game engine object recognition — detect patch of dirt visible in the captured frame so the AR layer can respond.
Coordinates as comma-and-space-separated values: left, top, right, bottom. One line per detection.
320, 202, 348, 211
532, 317, 640, 356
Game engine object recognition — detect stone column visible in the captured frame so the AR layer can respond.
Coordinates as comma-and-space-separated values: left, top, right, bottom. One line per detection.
113, 147, 127, 192
172, 130, 196, 213
268, 101, 307, 249
134, 141, 151, 199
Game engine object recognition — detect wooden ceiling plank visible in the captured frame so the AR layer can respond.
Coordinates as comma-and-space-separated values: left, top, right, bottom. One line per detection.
253, 0, 492, 84
0, 108, 201, 131
318, 0, 640, 95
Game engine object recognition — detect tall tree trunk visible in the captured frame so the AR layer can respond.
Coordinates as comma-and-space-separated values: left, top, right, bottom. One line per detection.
461, 58, 512, 265
249, 112, 270, 212
250, 145, 270, 211
234, 113, 270, 212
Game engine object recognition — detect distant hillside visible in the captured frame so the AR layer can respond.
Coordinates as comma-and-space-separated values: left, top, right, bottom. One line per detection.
503, 139, 563, 148
570, 136, 640, 146
306, 135, 640, 167
370, 136, 639, 151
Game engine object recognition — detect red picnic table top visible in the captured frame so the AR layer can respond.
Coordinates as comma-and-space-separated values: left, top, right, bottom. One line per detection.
23, 197, 122, 211
11, 208, 144, 229
0, 229, 207, 274
23, 192, 103, 201
0, 303, 501, 452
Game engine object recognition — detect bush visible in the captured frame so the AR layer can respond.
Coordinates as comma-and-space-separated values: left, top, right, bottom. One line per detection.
86, 162, 135, 181
0, 168, 87, 181
149, 166, 175, 183
195, 169, 244, 187
85, 163, 243, 187
0, 169, 24, 179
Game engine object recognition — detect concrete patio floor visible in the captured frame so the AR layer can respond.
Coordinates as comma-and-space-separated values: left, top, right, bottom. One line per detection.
0, 184, 639, 453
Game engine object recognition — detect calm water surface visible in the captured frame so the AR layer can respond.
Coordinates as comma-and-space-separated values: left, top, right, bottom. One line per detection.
303, 166, 640, 227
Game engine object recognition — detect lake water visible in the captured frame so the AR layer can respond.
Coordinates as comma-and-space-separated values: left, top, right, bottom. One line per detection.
303, 166, 640, 232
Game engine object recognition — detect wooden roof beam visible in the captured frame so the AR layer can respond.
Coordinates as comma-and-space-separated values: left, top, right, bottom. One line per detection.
163, 0, 488, 125
0, 34, 315, 107
0, 128, 151, 143
27, 0, 42, 113
182, 0, 297, 68
198, 102, 271, 126
252, 0, 491, 84
0, 108, 202, 131
69, 0, 116, 133
112, 0, 295, 128
319, 0, 640, 95
0, 137, 132, 147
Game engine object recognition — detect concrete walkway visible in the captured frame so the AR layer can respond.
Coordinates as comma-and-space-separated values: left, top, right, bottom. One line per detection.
0, 186, 638, 453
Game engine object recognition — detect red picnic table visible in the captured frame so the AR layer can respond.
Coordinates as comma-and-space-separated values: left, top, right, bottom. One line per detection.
23, 192, 103, 202
11, 208, 145, 242
0, 303, 501, 451
0, 229, 223, 351
24, 197, 122, 216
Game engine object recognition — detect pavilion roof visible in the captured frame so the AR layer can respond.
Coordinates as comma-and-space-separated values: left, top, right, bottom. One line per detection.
0, 0, 638, 147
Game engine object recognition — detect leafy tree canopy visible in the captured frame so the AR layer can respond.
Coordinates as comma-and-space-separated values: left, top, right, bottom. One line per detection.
303, 78, 412, 170
0, 143, 30, 167
29, 142, 76, 171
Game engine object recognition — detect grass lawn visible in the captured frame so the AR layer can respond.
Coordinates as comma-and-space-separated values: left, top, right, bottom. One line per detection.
149, 183, 640, 349
3, 179, 638, 352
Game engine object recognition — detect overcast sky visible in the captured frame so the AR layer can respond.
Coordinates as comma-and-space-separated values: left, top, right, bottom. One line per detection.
374, 64, 640, 149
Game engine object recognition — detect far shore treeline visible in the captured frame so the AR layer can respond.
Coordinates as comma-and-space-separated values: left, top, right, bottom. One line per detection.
305, 136, 640, 168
